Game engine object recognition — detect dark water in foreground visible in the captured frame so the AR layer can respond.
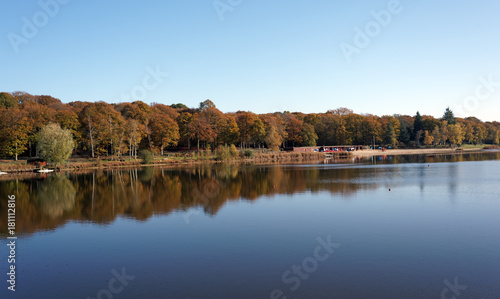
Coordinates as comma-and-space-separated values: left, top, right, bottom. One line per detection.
1, 152, 500, 298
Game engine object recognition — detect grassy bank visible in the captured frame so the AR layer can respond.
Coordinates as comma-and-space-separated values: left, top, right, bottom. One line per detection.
2, 146, 496, 174
0, 151, 328, 173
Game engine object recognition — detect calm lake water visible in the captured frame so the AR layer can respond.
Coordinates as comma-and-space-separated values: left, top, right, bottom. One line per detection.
1, 152, 500, 299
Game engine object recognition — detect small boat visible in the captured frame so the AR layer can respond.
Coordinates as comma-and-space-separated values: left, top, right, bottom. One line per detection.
0, 171, 8, 175
36, 169, 54, 173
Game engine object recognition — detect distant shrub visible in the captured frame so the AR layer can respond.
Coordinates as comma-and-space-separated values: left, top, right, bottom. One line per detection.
229, 144, 239, 157
140, 150, 154, 164
216, 146, 231, 160
241, 149, 254, 158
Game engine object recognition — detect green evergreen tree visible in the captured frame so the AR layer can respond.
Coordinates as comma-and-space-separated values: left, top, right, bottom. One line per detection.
413, 112, 423, 136
385, 121, 396, 146
443, 107, 456, 124
398, 123, 411, 145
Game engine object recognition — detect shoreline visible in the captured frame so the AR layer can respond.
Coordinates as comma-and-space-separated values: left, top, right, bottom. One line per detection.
352, 147, 485, 157
0, 152, 326, 175
1, 148, 497, 176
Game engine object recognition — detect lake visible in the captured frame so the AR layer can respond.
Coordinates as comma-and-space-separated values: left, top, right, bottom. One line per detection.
1, 152, 500, 299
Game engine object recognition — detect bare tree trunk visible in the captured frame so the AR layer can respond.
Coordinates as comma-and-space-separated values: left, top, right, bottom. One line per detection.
109, 116, 114, 160
88, 115, 95, 159
146, 124, 154, 157
129, 138, 132, 160
118, 132, 124, 158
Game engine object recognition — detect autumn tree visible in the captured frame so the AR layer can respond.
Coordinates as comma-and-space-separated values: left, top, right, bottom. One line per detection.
485, 123, 500, 145
0, 92, 17, 109
261, 114, 284, 151
236, 111, 259, 148
473, 123, 486, 144
250, 117, 266, 148
217, 114, 240, 145
303, 113, 320, 128
199, 106, 224, 147
439, 121, 449, 145
0, 107, 31, 160
80, 102, 124, 158
463, 121, 475, 144
151, 103, 179, 120
360, 115, 383, 145
199, 99, 216, 110
315, 114, 341, 145
264, 124, 282, 151
284, 114, 303, 147
22, 100, 56, 156
11, 91, 35, 104
423, 130, 434, 145
431, 126, 441, 145
176, 112, 194, 150
187, 113, 216, 151
344, 114, 368, 145
422, 115, 440, 132
301, 123, 318, 146
328, 107, 353, 116
55, 110, 81, 150
149, 109, 180, 155
125, 119, 142, 159
447, 123, 464, 146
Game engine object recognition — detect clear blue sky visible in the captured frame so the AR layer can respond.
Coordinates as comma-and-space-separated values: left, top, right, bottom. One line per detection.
1, 0, 500, 121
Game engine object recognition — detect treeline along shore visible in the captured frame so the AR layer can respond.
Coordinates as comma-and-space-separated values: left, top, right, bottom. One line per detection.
0, 91, 499, 169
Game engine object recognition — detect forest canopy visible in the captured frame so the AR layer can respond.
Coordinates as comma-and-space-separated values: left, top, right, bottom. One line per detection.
0, 91, 499, 160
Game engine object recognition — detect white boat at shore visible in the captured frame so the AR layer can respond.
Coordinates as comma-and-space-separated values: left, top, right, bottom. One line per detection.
36, 169, 54, 173
0, 171, 8, 175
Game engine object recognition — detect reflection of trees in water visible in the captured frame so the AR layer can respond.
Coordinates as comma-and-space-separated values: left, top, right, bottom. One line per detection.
37, 174, 76, 218
447, 163, 458, 202
1, 151, 499, 236
0, 165, 380, 235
